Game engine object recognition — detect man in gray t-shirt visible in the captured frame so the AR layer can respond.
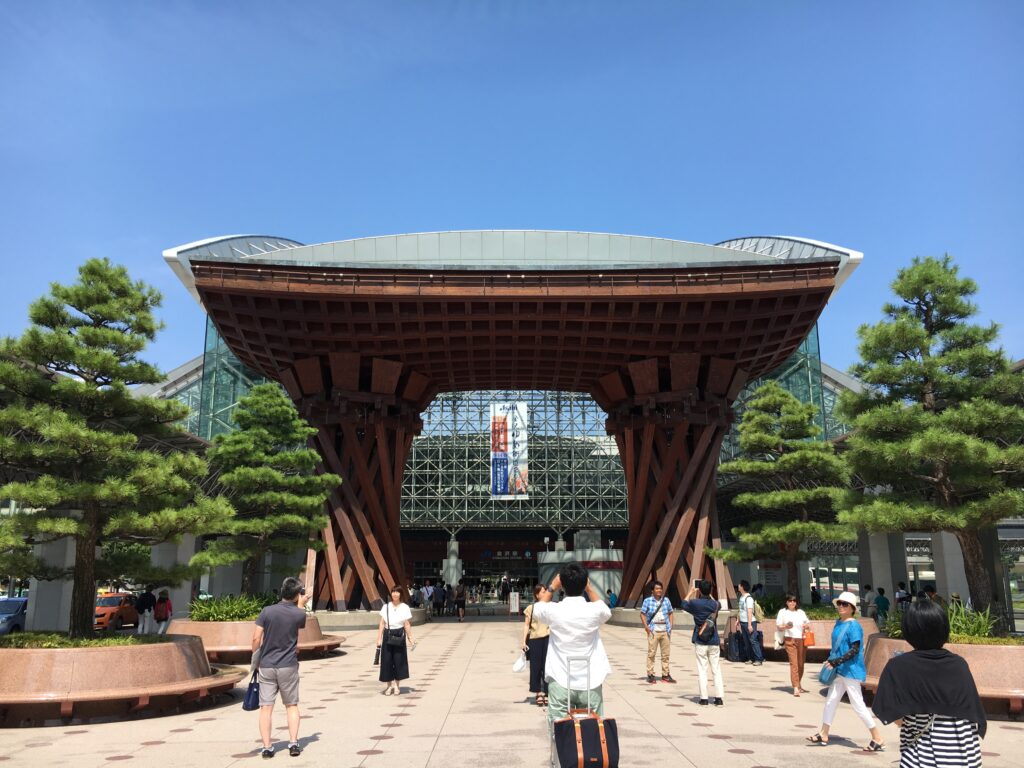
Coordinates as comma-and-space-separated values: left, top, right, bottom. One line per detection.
252, 577, 308, 758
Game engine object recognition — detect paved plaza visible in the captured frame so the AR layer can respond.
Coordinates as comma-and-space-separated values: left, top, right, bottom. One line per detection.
0, 619, 1018, 768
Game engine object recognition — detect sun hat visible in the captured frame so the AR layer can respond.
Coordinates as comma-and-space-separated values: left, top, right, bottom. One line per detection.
832, 591, 858, 608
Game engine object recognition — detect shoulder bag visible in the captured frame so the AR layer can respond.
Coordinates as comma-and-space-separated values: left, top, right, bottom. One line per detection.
818, 621, 851, 685
385, 605, 406, 648
644, 597, 664, 628
697, 602, 719, 644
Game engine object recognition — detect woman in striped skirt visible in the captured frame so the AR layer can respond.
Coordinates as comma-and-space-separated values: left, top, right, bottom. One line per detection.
872, 598, 986, 768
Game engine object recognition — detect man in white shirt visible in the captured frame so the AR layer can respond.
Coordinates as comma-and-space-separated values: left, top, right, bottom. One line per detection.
420, 581, 434, 620
860, 584, 877, 619
531, 562, 612, 725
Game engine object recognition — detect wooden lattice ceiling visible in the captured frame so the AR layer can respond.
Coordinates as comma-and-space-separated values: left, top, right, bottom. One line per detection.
193, 259, 839, 407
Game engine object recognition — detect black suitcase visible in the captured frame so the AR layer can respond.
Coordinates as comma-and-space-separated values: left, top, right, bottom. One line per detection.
726, 630, 747, 662
551, 657, 619, 768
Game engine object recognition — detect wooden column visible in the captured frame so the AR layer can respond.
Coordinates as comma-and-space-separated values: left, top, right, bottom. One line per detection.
281, 355, 430, 611
596, 355, 748, 608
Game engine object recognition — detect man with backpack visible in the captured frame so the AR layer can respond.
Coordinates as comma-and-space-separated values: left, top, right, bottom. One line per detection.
737, 580, 764, 666
680, 580, 725, 705
640, 580, 675, 684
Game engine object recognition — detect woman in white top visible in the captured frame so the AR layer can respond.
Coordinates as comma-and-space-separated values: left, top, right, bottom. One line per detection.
776, 593, 810, 696
376, 585, 416, 695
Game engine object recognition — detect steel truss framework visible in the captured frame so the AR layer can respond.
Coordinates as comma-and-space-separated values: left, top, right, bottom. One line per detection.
403, 390, 626, 530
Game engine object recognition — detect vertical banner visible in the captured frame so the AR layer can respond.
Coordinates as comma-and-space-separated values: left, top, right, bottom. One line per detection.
490, 401, 529, 499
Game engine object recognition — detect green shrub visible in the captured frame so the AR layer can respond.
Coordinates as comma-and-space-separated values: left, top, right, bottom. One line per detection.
882, 602, 1000, 641
0, 632, 171, 649
883, 611, 903, 638
758, 594, 786, 615
947, 603, 996, 638
803, 605, 840, 620
948, 634, 1024, 646
188, 593, 276, 622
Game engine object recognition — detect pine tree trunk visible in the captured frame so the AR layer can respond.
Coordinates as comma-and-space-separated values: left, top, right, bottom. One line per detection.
241, 556, 258, 596
785, 544, 801, 603
955, 528, 993, 613
69, 509, 100, 638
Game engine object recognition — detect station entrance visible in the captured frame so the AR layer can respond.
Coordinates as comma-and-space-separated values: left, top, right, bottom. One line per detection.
167, 231, 859, 609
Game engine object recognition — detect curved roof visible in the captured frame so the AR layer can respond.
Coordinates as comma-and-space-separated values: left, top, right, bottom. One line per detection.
165, 231, 861, 303
715, 236, 864, 291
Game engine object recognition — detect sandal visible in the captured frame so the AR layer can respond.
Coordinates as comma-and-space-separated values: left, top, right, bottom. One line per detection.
806, 734, 829, 745
864, 741, 885, 752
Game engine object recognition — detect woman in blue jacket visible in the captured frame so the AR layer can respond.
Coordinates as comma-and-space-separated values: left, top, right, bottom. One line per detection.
806, 591, 886, 751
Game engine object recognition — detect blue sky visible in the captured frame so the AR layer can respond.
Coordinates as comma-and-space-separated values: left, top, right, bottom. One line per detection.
2, 1, 1022, 375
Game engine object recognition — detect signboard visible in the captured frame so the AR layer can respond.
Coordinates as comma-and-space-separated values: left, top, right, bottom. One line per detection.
509, 592, 521, 616
490, 401, 529, 499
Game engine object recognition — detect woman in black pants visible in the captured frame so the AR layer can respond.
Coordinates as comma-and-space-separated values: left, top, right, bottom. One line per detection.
520, 583, 552, 706
377, 586, 416, 695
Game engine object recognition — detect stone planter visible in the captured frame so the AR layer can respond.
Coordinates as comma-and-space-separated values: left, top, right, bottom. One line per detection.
863, 636, 1024, 717
0, 636, 245, 725
167, 615, 343, 663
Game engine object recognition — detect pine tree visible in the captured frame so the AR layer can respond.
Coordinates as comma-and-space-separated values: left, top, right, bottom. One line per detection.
715, 380, 853, 601
196, 383, 339, 594
0, 259, 234, 637
839, 255, 1024, 614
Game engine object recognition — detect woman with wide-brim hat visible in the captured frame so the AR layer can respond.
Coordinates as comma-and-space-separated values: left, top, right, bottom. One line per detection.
806, 591, 886, 752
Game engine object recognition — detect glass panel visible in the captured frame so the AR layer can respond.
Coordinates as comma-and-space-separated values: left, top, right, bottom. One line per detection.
198, 317, 267, 440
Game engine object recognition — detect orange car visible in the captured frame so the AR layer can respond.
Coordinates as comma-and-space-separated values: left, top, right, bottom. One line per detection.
94, 592, 139, 631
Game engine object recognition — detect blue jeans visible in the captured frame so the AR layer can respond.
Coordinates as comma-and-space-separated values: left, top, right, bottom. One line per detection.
739, 620, 764, 663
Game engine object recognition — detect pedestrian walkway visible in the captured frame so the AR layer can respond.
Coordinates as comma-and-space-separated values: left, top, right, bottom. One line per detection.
0, 619, 1018, 767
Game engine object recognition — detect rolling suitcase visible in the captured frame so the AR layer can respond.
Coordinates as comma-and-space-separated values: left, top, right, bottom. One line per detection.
551, 656, 619, 768
726, 630, 747, 662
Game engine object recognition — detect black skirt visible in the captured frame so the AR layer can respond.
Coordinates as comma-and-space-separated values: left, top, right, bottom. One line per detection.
379, 640, 410, 683
527, 636, 549, 694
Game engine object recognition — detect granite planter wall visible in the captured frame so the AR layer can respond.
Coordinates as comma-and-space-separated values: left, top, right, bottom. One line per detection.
0, 636, 245, 725
167, 615, 342, 663
862, 636, 1024, 717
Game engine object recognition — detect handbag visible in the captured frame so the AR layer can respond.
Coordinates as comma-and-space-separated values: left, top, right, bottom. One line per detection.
385, 604, 405, 648
243, 640, 264, 711
242, 668, 261, 711
803, 628, 816, 647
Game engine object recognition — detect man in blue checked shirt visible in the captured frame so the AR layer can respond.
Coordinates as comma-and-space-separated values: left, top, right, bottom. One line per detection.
640, 580, 676, 683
